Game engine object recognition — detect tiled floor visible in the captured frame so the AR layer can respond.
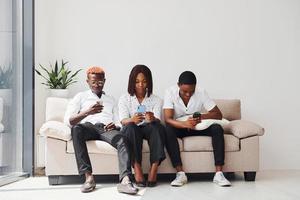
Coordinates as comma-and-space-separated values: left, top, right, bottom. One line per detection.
0, 170, 299, 200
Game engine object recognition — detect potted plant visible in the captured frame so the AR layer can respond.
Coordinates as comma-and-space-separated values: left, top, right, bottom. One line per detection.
35, 60, 82, 97
0, 65, 13, 105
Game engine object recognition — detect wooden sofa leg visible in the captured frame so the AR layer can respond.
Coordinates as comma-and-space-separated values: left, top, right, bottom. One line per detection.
244, 171, 256, 181
48, 175, 60, 185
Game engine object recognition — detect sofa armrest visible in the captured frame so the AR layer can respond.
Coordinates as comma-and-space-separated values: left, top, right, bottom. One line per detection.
224, 120, 265, 139
39, 121, 71, 141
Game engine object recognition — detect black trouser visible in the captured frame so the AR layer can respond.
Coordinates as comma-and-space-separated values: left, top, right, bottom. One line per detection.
71, 122, 132, 181
165, 124, 225, 167
121, 121, 166, 165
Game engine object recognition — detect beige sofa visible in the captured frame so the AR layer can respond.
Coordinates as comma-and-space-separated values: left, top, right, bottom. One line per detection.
39, 97, 264, 185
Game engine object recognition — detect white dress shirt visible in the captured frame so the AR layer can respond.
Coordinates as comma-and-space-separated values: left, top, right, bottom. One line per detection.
64, 90, 120, 127
163, 85, 216, 119
118, 93, 163, 121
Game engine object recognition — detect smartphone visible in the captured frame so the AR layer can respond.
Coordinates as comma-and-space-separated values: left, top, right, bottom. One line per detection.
137, 105, 146, 114
193, 112, 201, 118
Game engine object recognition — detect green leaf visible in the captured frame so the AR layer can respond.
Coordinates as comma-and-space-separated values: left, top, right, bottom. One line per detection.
54, 61, 58, 75
35, 60, 82, 89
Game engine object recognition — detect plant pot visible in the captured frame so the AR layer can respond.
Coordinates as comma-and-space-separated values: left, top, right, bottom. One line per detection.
0, 89, 12, 106
49, 89, 69, 98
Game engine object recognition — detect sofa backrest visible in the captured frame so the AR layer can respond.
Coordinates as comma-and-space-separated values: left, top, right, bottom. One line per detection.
45, 97, 241, 122
46, 97, 69, 122
214, 99, 241, 120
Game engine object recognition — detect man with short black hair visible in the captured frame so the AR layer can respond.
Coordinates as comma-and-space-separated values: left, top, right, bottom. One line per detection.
64, 66, 138, 194
163, 71, 231, 187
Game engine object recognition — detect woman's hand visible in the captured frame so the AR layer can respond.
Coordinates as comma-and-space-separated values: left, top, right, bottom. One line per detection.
145, 112, 155, 122
132, 113, 145, 124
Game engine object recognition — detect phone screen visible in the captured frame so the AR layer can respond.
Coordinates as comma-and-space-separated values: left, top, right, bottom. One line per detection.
137, 105, 146, 113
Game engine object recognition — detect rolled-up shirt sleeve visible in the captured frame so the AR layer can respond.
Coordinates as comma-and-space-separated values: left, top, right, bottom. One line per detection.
111, 98, 122, 127
202, 90, 216, 111
64, 93, 81, 127
163, 89, 174, 109
152, 97, 163, 120
118, 95, 130, 122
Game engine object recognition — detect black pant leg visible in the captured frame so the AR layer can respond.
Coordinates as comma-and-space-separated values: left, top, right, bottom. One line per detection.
71, 123, 101, 175
206, 124, 225, 166
189, 124, 225, 166
99, 129, 133, 182
142, 122, 166, 165
164, 124, 183, 168
121, 123, 144, 164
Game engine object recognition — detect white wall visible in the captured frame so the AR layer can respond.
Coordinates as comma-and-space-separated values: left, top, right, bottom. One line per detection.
35, 0, 300, 169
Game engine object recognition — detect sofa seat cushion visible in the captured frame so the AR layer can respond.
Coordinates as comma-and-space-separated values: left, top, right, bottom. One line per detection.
67, 140, 117, 155
66, 138, 183, 154
183, 134, 240, 152
142, 138, 183, 153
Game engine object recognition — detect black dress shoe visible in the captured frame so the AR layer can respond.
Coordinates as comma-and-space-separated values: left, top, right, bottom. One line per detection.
147, 181, 157, 187
135, 180, 147, 187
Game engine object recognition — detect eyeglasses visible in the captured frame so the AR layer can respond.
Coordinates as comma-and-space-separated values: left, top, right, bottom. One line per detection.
90, 80, 105, 86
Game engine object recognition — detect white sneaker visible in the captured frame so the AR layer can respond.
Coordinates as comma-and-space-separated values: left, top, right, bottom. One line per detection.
213, 172, 231, 187
171, 171, 188, 186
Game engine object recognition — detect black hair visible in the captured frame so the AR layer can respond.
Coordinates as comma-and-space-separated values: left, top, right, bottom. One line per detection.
178, 71, 197, 85
128, 64, 153, 97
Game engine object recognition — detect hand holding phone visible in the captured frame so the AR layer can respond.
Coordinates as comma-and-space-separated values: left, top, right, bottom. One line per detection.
193, 112, 201, 118
132, 112, 145, 124
192, 112, 201, 124
137, 105, 146, 114
88, 101, 103, 115
132, 105, 146, 125
145, 111, 155, 122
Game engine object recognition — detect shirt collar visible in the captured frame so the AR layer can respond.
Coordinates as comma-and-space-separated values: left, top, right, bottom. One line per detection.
132, 93, 150, 102
176, 86, 197, 105
89, 90, 105, 98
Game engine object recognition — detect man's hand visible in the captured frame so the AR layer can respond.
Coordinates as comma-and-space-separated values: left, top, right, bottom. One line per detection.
70, 102, 103, 126
132, 113, 145, 124
182, 117, 199, 129
86, 102, 103, 115
193, 116, 201, 124
104, 122, 116, 131
145, 112, 155, 122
